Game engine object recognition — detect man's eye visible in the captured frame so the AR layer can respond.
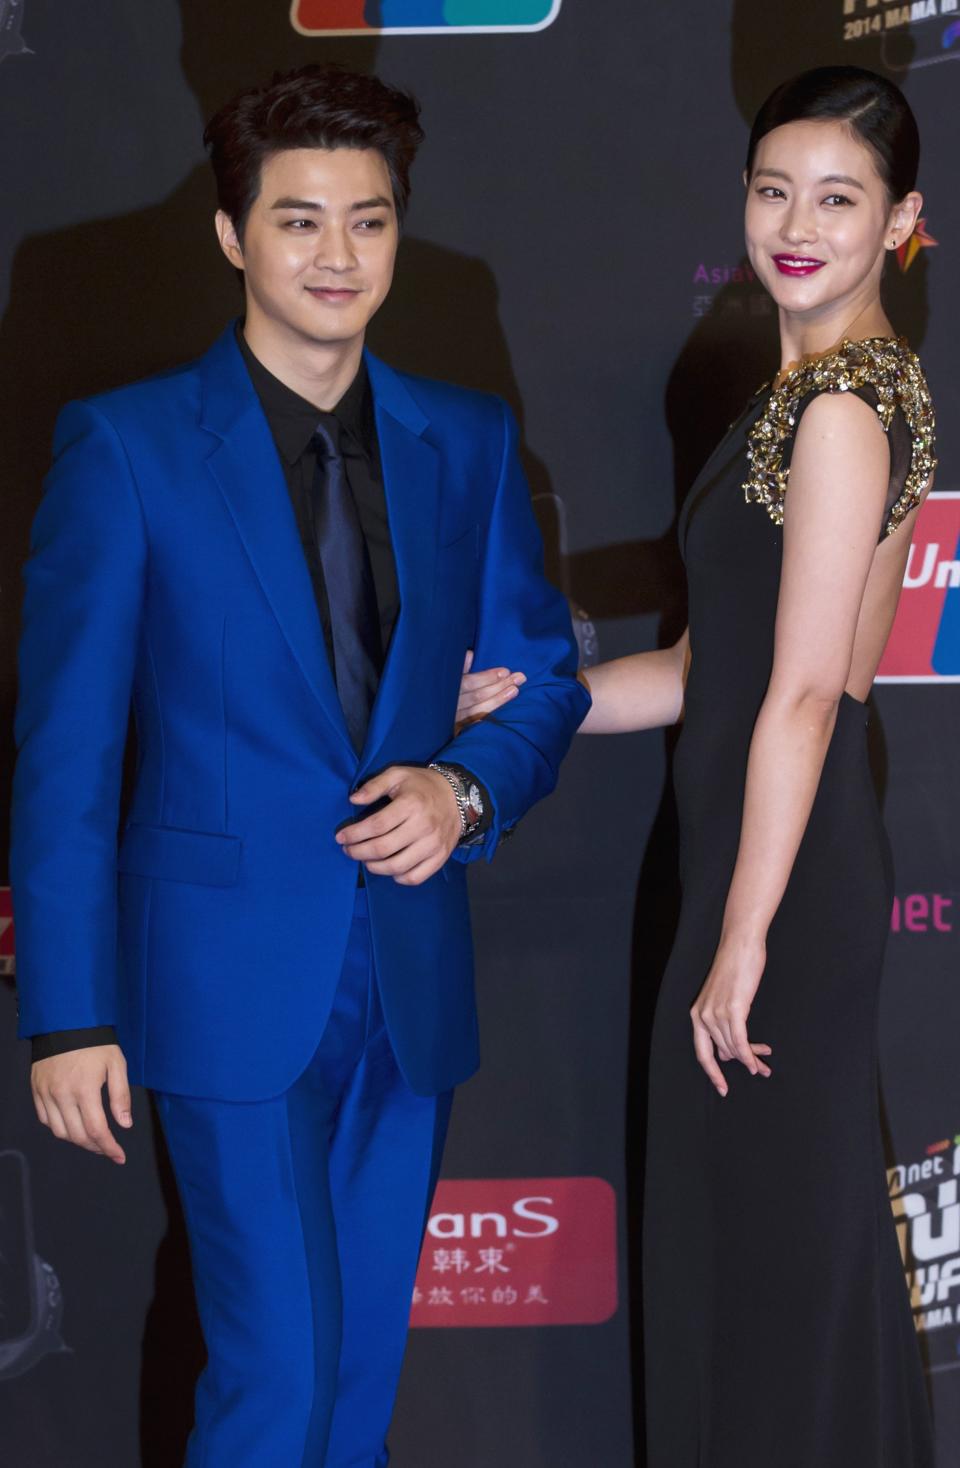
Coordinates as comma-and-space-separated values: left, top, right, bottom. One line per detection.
286, 218, 315, 229
356, 218, 385, 231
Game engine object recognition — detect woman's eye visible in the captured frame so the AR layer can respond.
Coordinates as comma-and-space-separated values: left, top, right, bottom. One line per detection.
823, 194, 853, 207
758, 187, 786, 200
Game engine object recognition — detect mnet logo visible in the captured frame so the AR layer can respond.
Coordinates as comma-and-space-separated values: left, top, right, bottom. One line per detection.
291, 1, 562, 35
889, 1135, 960, 1364
877, 493, 960, 682
411, 1177, 617, 1327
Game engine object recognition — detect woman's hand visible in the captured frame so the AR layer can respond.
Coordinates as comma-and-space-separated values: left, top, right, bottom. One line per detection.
455, 651, 526, 734
690, 933, 773, 1097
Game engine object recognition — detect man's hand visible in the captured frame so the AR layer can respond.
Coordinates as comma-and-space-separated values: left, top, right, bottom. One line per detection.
337, 766, 463, 886
31, 1044, 133, 1165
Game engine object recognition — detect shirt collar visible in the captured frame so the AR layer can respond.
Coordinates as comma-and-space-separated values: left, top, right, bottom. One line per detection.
236, 323, 373, 466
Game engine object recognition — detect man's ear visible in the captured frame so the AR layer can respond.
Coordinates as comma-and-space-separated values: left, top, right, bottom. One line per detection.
215, 210, 244, 271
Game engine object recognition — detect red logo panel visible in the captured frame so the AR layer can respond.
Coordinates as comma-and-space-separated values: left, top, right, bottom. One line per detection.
0, 888, 14, 977
293, 2, 372, 32
411, 1177, 617, 1328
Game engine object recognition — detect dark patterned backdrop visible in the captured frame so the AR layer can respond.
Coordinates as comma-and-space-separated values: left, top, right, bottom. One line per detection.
0, 2, 956, 1463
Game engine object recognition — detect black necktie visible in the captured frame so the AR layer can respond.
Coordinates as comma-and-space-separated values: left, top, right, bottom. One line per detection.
312, 417, 381, 752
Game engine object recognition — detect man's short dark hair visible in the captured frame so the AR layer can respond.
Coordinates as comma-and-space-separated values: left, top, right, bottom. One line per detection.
204, 64, 424, 239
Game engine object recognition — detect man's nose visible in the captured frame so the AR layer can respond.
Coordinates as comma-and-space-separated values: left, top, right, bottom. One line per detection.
315, 225, 358, 272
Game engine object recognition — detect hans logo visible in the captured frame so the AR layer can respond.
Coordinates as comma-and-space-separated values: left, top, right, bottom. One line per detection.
291, 1, 562, 35
876, 493, 960, 683
411, 1177, 617, 1328
427, 1195, 559, 1240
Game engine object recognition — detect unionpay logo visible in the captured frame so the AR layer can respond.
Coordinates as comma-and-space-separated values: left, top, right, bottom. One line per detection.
291, 1, 562, 35
877, 493, 960, 682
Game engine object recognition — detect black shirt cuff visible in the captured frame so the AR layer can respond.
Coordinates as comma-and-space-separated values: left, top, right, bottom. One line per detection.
31, 1026, 118, 1063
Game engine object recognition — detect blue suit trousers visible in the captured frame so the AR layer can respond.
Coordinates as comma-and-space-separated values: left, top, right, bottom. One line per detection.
156, 890, 453, 1467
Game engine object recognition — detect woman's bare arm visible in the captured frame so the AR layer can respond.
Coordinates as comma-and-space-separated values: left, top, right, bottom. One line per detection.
578, 630, 690, 733
691, 389, 892, 1094
455, 631, 689, 736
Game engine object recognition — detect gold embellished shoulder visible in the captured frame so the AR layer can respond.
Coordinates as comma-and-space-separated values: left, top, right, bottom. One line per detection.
743, 336, 937, 537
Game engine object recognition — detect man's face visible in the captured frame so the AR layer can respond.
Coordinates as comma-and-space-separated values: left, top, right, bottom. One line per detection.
218, 146, 399, 351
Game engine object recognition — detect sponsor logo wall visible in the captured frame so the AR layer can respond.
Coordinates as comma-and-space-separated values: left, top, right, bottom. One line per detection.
0, 2, 957, 1464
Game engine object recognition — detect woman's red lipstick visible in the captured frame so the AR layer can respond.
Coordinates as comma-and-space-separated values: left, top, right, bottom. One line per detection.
773, 255, 826, 277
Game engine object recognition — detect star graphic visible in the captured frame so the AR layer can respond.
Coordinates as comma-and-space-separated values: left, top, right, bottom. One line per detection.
897, 219, 938, 274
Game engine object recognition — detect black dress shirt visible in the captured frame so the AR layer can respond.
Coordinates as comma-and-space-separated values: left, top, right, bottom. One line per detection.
237, 327, 400, 670
31, 332, 489, 1063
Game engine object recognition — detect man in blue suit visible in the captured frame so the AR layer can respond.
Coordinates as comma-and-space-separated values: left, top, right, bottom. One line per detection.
12, 65, 587, 1467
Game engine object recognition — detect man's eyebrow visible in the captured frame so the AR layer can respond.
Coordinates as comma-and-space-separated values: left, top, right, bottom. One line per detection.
350, 195, 394, 212
268, 195, 395, 211
270, 197, 322, 211
753, 167, 865, 190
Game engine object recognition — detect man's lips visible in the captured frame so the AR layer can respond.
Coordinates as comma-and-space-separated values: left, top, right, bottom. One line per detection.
772, 255, 826, 278
306, 286, 361, 302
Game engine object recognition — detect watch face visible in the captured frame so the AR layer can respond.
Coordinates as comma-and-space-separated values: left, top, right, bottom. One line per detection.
465, 782, 483, 826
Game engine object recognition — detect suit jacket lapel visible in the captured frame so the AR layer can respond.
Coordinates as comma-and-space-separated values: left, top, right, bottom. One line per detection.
361, 352, 440, 771
199, 325, 355, 760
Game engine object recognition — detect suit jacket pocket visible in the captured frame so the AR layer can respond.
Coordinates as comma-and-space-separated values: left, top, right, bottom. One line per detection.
439, 523, 479, 553
117, 823, 242, 887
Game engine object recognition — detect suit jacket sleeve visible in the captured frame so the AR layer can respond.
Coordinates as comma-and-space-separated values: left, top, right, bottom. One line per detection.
11, 401, 147, 1037
434, 398, 591, 863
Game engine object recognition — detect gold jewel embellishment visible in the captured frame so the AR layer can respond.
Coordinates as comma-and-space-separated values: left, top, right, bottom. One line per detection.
743, 336, 937, 537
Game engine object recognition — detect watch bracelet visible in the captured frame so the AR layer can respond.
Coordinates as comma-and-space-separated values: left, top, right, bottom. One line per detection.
428, 762, 469, 838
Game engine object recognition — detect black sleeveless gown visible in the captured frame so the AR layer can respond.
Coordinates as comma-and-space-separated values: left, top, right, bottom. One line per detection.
643, 339, 937, 1467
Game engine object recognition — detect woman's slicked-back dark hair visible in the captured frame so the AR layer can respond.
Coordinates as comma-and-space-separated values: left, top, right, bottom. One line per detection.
203, 64, 424, 237
746, 65, 919, 202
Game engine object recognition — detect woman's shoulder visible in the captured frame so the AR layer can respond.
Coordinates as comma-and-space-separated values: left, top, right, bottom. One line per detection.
743, 336, 937, 533
779, 336, 932, 420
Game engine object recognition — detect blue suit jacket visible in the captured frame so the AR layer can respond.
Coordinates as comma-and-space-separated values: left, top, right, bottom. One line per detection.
11, 325, 589, 1100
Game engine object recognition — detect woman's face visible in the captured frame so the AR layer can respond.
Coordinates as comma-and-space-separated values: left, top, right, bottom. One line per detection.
744, 118, 919, 323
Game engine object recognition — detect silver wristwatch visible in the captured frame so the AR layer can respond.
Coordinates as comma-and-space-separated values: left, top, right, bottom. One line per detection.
429, 763, 485, 841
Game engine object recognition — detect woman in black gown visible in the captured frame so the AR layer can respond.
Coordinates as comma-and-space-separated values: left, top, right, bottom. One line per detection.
458, 67, 937, 1466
